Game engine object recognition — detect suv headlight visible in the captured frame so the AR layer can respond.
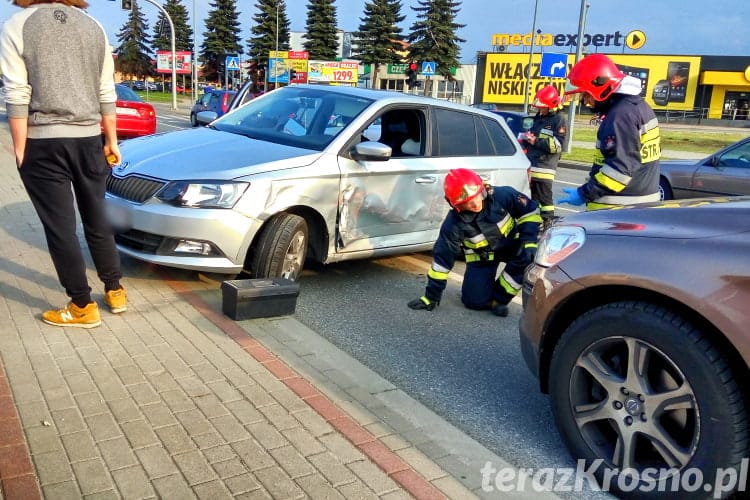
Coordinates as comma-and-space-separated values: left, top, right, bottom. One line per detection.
535, 225, 585, 267
157, 181, 249, 208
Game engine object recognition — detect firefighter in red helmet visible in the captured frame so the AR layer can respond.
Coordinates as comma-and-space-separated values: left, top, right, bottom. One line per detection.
407, 168, 541, 317
558, 54, 661, 210
521, 85, 567, 228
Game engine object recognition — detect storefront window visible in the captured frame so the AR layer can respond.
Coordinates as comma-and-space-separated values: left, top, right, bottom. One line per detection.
722, 92, 749, 120
437, 80, 463, 101
380, 79, 405, 91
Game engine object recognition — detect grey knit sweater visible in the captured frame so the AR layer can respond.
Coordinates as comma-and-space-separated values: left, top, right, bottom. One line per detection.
0, 3, 116, 139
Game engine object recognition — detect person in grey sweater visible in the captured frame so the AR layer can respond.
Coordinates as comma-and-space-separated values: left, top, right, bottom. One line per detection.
0, 0, 127, 328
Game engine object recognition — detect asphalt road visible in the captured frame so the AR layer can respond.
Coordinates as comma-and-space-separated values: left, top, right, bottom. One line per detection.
153, 106, 602, 491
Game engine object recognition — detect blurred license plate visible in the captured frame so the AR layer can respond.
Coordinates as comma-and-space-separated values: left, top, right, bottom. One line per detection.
116, 107, 139, 116
105, 198, 132, 232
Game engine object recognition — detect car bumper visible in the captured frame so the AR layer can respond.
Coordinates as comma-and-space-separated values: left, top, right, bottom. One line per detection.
106, 194, 261, 273
520, 262, 583, 387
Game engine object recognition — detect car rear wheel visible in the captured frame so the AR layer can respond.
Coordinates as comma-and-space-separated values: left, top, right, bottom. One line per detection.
251, 214, 308, 281
549, 301, 747, 498
659, 177, 673, 200
190, 112, 198, 127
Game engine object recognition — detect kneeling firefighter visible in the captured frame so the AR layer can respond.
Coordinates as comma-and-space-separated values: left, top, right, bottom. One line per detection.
407, 168, 542, 317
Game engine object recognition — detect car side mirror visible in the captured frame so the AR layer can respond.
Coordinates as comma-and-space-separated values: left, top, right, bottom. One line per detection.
351, 141, 392, 162
196, 110, 218, 125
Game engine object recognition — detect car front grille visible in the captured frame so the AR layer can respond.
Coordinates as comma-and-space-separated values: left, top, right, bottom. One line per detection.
115, 229, 165, 254
107, 174, 165, 203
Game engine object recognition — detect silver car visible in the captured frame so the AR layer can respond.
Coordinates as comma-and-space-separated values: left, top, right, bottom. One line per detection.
106, 85, 531, 279
659, 136, 750, 199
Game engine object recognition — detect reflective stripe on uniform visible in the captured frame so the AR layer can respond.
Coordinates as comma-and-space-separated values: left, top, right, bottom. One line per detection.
594, 164, 632, 193
463, 233, 489, 249
530, 166, 556, 180
497, 214, 515, 237
428, 262, 450, 281
465, 252, 495, 263
539, 204, 554, 213
587, 192, 660, 210
498, 271, 522, 296
516, 210, 543, 225
524, 242, 538, 250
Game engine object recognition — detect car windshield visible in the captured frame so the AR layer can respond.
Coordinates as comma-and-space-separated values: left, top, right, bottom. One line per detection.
116, 84, 142, 102
211, 86, 373, 151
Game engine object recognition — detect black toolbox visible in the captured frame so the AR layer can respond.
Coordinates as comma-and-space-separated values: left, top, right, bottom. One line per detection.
221, 278, 300, 320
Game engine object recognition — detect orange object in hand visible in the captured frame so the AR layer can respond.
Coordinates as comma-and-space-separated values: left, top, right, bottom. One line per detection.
106, 154, 118, 165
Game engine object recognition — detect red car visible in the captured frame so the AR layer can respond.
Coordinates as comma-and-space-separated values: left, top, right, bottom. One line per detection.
114, 83, 156, 138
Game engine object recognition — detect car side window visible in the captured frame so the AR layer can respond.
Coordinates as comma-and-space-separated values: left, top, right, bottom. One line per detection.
481, 117, 518, 156
433, 108, 477, 156
718, 141, 750, 168
377, 109, 424, 157
476, 116, 496, 156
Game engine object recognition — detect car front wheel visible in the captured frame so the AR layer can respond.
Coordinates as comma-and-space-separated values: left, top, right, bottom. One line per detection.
549, 301, 747, 498
251, 214, 308, 281
659, 177, 673, 200
190, 112, 198, 127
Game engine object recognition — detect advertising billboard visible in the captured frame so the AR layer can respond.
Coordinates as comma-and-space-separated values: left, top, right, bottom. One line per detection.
156, 51, 192, 74
307, 60, 359, 85
481, 53, 702, 110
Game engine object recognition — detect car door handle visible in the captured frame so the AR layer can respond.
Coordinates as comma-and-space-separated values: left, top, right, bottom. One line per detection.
415, 176, 437, 184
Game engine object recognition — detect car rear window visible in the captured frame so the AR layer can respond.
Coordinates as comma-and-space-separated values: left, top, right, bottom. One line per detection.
115, 84, 142, 102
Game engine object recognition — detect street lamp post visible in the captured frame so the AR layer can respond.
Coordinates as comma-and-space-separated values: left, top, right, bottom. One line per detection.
141, 0, 178, 109
522, 0, 540, 114
564, 0, 590, 153
275, 1, 279, 88
193, 0, 197, 100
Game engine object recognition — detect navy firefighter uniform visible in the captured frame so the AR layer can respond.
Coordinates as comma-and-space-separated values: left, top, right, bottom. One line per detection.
407, 168, 542, 317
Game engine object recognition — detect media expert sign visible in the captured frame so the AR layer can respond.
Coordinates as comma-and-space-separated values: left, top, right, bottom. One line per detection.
481, 53, 702, 110
492, 30, 644, 50
307, 61, 358, 84
156, 51, 192, 74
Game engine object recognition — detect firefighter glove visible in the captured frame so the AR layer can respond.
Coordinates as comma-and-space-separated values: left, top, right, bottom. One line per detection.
408, 296, 438, 311
557, 187, 585, 206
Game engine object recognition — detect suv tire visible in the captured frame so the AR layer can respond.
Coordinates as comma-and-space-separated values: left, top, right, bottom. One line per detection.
190, 113, 198, 127
549, 301, 748, 498
251, 214, 308, 280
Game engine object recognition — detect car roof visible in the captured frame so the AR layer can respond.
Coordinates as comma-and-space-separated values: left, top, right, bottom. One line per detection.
281, 84, 495, 115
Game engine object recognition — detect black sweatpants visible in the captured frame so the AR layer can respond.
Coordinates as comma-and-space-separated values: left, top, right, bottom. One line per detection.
19, 136, 121, 306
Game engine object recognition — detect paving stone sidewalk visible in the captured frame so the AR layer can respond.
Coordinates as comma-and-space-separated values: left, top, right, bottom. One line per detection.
0, 136, 467, 499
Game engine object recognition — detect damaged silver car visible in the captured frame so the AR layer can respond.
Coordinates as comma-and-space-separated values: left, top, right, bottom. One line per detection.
105, 85, 530, 279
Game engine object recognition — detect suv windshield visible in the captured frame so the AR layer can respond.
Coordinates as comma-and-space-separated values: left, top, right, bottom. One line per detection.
212, 87, 373, 151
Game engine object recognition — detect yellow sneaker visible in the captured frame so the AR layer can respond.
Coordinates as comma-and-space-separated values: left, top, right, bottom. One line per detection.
104, 287, 128, 313
42, 302, 101, 328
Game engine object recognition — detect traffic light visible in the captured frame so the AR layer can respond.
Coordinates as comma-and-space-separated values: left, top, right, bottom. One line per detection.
121, 0, 133, 10
406, 62, 419, 89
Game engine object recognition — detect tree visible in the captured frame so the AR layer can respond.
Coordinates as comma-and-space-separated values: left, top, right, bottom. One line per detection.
303, 0, 338, 60
247, 0, 291, 68
151, 0, 194, 53
407, 0, 465, 80
114, 0, 154, 80
200, 0, 244, 82
351, 0, 406, 89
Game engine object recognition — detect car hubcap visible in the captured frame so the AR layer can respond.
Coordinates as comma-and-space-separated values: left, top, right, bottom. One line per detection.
570, 337, 699, 473
281, 231, 305, 280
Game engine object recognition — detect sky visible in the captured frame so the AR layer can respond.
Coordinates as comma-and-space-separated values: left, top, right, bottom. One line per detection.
1, 0, 748, 63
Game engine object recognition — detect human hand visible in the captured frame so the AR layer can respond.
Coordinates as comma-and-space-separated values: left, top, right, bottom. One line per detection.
407, 296, 438, 311
556, 187, 585, 206
104, 143, 122, 166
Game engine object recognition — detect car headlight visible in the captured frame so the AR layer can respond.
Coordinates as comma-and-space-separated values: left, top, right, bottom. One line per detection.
535, 225, 585, 267
157, 181, 249, 208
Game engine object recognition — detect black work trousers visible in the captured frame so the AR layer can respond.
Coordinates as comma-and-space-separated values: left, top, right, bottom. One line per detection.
530, 179, 554, 221
19, 136, 121, 306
